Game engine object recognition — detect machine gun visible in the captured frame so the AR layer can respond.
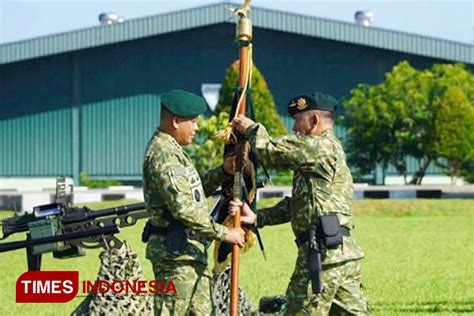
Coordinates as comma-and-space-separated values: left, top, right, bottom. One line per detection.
0, 178, 148, 271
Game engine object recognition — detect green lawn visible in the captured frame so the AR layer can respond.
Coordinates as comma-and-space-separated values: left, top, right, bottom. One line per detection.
1, 199, 473, 315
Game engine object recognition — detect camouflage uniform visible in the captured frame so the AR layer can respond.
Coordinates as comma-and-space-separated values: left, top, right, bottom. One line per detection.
246, 123, 370, 315
143, 129, 229, 315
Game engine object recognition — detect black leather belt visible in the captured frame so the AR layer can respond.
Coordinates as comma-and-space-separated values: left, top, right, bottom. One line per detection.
145, 221, 209, 246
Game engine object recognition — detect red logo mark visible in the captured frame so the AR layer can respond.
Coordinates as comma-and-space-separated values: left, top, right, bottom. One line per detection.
16, 271, 79, 303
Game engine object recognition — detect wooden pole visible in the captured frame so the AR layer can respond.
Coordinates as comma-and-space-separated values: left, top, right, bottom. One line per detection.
230, 43, 249, 316
230, 2, 252, 314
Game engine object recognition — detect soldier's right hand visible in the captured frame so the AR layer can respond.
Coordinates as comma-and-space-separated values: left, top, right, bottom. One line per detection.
224, 227, 246, 247
232, 115, 255, 134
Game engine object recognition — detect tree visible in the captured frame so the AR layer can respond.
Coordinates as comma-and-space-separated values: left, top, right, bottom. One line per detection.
340, 83, 391, 177
342, 61, 474, 184
215, 60, 287, 137
434, 87, 474, 182
342, 61, 433, 183
460, 161, 474, 183
389, 64, 436, 184
431, 64, 474, 183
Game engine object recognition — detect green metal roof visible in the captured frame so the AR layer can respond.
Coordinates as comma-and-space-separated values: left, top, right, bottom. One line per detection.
1, 2, 473, 65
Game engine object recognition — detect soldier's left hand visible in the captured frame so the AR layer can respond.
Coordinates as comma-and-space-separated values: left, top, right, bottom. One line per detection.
228, 199, 256, 225
232, 115, 255, 134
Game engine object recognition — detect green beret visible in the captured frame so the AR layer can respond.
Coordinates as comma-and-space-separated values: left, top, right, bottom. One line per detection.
287, 92, 338, 117
160, 89, 206, 118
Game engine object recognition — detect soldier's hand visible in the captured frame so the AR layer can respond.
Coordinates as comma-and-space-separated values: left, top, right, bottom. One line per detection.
225, 227, 246, 247
228, 199, 256, 225
232, 115, 255, 134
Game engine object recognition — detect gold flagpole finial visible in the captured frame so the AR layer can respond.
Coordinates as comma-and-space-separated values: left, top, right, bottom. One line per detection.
235, 0, 251, 18
225, 0, 251, 18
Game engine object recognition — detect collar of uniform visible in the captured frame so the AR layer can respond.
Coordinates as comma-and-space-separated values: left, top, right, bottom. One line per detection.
320, 129, 334, 137
156, 129, 182, 151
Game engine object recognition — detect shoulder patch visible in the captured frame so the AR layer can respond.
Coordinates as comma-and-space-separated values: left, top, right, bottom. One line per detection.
193, 188, 202, 202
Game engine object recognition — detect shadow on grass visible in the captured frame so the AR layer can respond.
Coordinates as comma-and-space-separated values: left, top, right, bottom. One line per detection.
374, 301, 474, 313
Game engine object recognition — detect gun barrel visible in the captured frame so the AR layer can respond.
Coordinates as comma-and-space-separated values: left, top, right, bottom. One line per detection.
63, 202, 146, 225
92, 202, 146, 218
1, 214, 36, 239
0, 225, 120, 253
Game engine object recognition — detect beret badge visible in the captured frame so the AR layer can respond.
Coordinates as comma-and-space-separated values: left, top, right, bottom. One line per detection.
297, 98, 308, 110
289, 97, 308, 110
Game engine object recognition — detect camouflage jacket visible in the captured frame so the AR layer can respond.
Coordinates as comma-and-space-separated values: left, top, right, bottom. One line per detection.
143, 129, 228, 265
246, 123, 364, 265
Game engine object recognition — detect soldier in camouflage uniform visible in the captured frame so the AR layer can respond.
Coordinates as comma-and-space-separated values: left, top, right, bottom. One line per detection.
143, 90, 246, 315
231, 92, 371, 315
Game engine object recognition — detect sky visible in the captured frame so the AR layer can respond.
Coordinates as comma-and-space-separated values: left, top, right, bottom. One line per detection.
0, 0, 473, 45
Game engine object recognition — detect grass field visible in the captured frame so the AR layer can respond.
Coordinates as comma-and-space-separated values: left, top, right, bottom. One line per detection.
0, 199, 473, 315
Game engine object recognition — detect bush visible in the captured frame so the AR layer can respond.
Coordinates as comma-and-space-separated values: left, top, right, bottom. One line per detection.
80, 172, 123, 188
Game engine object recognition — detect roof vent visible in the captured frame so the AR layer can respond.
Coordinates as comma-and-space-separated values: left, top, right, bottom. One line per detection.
354, 11, 374, 27
99, 13, 125, 25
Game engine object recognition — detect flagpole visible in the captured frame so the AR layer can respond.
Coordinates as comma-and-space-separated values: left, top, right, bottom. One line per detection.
230, 1, 252, 315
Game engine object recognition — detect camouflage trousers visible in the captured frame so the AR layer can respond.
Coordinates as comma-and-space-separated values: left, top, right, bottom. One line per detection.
285, 255, 370, 316
151, 259, 212, 316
